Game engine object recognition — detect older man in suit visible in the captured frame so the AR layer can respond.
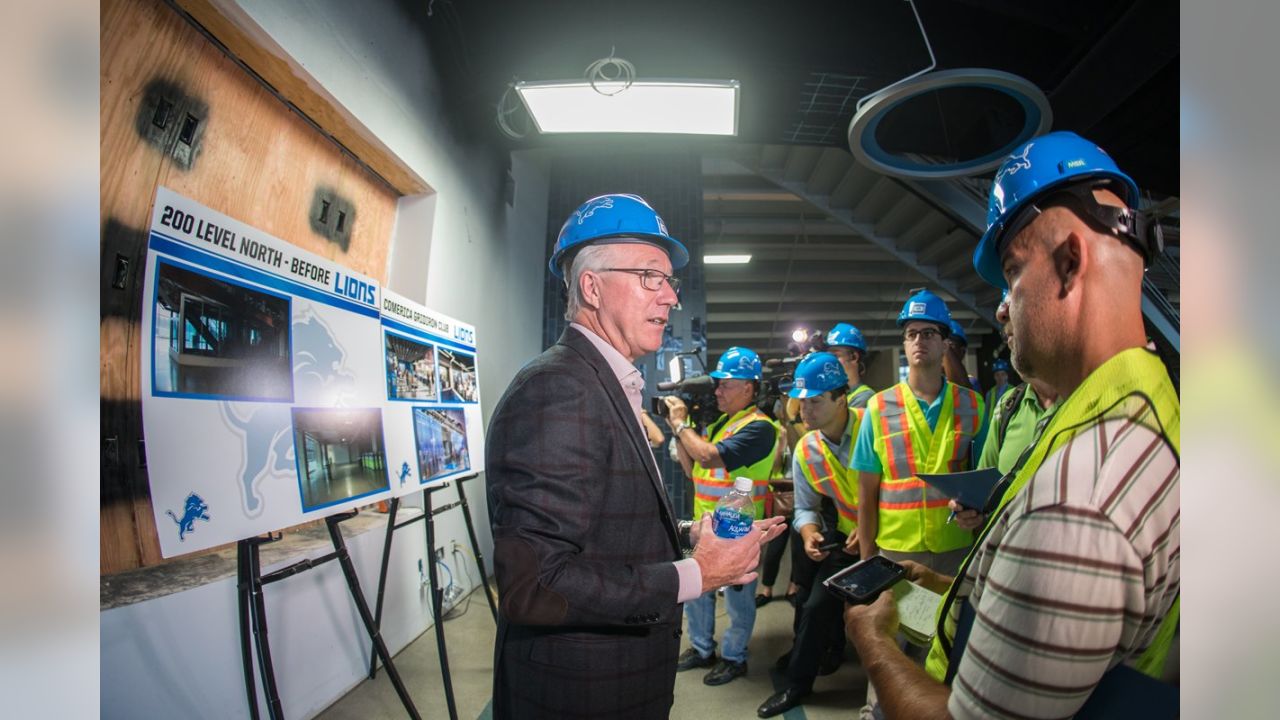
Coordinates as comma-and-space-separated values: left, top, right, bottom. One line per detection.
487, 193, 785, 720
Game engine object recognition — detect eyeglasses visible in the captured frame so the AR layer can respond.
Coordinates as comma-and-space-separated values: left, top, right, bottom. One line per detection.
602, 268, 681, 293
903, 328, 941, 343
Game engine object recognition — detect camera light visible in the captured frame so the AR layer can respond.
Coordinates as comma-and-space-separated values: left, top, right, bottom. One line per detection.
791, 328, 809, 343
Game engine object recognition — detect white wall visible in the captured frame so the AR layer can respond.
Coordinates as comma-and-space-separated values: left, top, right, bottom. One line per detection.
102, 520, 435, 720
102, 1, 551, 717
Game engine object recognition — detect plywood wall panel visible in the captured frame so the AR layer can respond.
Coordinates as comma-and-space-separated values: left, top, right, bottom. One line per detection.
101, 0, 400, 574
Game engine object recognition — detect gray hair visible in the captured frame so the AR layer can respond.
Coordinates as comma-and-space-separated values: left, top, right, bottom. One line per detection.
562, 244, 618, 321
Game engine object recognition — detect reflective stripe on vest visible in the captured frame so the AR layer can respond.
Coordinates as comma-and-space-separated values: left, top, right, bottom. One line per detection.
848, 384, 875, 410
870, 382, 983, 553
796, 409, 862, 536
692, 408, 781, 518
924, 348, 1180, 686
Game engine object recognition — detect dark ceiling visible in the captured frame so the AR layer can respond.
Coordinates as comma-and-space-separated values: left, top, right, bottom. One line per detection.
426, 0, 1179, 197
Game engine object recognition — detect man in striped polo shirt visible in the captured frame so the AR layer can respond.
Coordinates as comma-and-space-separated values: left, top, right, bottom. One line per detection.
843, 132, 1179, 719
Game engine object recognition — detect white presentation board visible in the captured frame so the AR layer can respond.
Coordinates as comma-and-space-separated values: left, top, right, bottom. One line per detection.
139, 187, 483, 557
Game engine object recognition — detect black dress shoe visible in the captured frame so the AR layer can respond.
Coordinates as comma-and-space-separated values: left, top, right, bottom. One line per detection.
676, 647, 717, 672
754, 592, 774, 608
703, 659, 748, 686
757, 686, 810, 718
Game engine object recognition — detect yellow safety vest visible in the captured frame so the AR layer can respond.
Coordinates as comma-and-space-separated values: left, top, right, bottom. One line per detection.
865, 381, 984, 553
848, 383, 875, 410
925, 348, 1180, 683
691, 407, 781, 519
795, 409, 863, 535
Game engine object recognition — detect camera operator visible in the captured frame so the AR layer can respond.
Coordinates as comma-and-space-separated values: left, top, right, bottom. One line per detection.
664, 346, 784, 687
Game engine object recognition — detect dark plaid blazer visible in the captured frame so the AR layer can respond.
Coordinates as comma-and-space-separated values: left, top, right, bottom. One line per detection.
486, 328, 685, 720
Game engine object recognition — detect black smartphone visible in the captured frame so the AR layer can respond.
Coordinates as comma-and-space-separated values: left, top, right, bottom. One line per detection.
823, 555, 907, 605
816, 541, 843, 552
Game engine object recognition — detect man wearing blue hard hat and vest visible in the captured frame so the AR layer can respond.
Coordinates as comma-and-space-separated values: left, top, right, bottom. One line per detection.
985, 357, 1013, 417
664, 346, 783, 687
843, 131, 1180, 720
847, 287, 986, 718
757, 352, 864, 717
944, 319, 980, 392
852, 288, 986, 574
825, 323, 876, 408
487, 194, 786, 719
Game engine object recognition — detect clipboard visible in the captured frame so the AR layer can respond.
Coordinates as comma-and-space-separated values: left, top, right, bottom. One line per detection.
917, 467, 1006, 515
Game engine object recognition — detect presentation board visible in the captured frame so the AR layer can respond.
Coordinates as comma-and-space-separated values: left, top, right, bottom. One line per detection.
140, 187, 483, 557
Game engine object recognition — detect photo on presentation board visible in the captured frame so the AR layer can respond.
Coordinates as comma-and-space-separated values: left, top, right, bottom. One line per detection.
437, 347, 478, 403
412, 407, 471, 482
384, 331, 439, 401
291, 407, 390, 511
151, 260, 293, 401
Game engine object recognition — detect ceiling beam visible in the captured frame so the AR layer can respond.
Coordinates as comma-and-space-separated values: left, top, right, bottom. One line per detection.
753, 167, 998, 328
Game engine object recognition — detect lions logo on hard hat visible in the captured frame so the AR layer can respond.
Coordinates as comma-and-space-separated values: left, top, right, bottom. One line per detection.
709, 347, 762, 380
573, 196, 615, 224
788, 352, 848, 399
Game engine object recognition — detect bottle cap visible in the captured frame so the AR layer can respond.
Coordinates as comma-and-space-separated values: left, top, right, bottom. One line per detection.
733, 476, 753, 493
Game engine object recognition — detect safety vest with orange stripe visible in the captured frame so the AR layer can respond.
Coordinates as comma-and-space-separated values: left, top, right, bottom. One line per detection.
866, 381, 984, 553
795, 408, 863, 536
691, 407, 781, 520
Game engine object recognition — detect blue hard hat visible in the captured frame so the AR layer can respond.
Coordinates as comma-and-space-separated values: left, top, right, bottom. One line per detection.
709, 346, 762, 381
896, 289, 952, 329
825, 323, 867, 353
973, 131, 1140, 289
948, 320, 968, 345
992, 359, 1012, 374
788, 352, 848, 399
549, 193, 689, 279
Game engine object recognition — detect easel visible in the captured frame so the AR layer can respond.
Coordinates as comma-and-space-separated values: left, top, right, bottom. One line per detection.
236, 511, 420, 720
366, 473, 498, 720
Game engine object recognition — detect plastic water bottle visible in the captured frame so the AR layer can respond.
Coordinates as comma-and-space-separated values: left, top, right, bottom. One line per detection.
712, 476, 756, 539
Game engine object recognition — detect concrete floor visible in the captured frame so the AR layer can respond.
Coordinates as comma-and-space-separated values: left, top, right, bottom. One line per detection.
318, 553, 872, 720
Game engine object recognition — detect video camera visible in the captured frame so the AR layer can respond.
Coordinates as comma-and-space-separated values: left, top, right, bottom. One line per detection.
651, 351, 721, 429
650, 374, 721, 428
756, 328, 828, 418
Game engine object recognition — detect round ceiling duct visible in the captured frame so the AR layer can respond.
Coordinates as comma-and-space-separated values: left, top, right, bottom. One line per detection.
848, 68, 1052, 179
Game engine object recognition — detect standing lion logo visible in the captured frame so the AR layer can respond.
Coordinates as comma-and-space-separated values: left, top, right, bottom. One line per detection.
166, 492, 211, 542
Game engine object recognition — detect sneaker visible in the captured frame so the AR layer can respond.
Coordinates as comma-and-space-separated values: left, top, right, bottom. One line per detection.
703, 659, 748, 686
676, 647, 717, 672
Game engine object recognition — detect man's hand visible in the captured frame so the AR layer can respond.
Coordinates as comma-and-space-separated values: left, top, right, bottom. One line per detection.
800, 524, 829, 562
692, 515, 785, 591
663, 396, 689, 433
842, 532, 860, 558
754, 515, 788, 544
948, 498, 985, 531
844, 587, 900, 646
899, 559, 953, 595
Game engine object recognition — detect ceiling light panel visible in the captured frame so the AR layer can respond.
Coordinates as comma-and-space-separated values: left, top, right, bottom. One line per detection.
516, 80, 739, 135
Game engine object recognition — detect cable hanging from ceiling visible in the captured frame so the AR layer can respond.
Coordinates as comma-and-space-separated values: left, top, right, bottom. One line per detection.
496, 78, 529, 139
584, 46, 635, 96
